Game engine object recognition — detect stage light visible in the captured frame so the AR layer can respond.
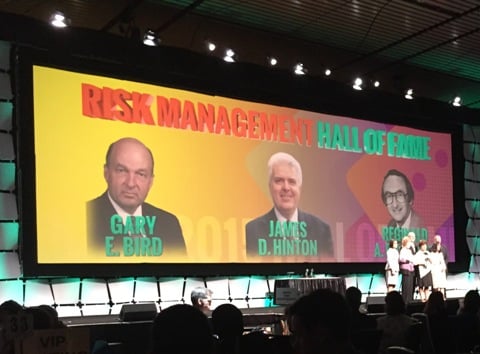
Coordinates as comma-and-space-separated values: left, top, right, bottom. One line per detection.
223, 49, 236, 62
206, 41, 216, 52
373, 80, 380, 88
404, 88, 414, 100
50, 11, 69, 28
325, 68, 332, 76
452, 96, 462, 107
353, 77, 363, 90
268, 56, 278, 66
294, 63, 306, 75
143, 29, 160, 46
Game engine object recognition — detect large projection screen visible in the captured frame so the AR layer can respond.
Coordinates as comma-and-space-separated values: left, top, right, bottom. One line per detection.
23, 63, 457, 275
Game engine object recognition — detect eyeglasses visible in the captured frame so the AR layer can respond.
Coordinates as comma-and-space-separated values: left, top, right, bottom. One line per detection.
383, 191, 408, 205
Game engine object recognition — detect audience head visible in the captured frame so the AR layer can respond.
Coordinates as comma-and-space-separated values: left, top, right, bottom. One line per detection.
23, 306, 55, 330
424, 290, 446, 316
150, 304, 213, 354
461, 290, 480, 315
0, 300, 22, 316
191, 287, 213, 314
211, 303, 244, 338
384, 291, 406, 315
345, 286, 362, 312
286, 288, 351, 354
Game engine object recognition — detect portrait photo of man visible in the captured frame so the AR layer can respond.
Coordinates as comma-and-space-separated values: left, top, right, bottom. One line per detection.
381, 169, 423, 229
86, 137, 186, 255
245, 152, 333, 258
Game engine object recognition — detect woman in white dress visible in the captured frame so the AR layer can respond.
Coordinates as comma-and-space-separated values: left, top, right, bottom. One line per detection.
385, 239, 399, 292
430, 244, 447, 298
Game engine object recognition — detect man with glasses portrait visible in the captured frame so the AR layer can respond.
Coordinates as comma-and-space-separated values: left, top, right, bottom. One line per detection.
381, 169, 423, 230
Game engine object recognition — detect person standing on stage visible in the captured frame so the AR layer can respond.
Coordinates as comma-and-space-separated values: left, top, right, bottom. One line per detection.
408, 231, 419, 300
430, 234, 449, 271
399, 236, 415, 304
414, 240, 433, 302
430, 244, 447, 299
385, 239, 399, 292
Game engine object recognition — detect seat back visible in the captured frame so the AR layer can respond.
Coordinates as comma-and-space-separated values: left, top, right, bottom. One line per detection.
351, 328, 383, 354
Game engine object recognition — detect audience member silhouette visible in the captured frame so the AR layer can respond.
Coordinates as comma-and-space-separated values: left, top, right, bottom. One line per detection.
345, 286, 376, 330
0, 300, 23, 354
376, 291, 418, 354
149, 304, 214, 354
423, 290, 451, 354
453, 290, 480, 353
211, 303, 244, 354
1, 301, 66, 354
211, 303, 272, 354
285, 288, 358, 354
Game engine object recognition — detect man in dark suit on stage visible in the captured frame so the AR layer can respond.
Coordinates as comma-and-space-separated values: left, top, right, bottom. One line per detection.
245, 152, 333, 259
86, 137, 186, 256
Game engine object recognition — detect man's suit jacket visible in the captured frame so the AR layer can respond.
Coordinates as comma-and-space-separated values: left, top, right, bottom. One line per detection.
245, 208, 333, 258
86, 192, 186, 254
387, 210, 423, 229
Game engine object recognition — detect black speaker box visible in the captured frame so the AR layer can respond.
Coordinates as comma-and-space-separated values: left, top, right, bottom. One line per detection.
366, 296, 385, 313
119, 303, 158, 321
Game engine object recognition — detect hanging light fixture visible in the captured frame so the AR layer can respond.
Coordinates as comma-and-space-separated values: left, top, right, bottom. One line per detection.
353, 77, 363, 90
223, 49, 236, 62
404, 88, 414, 100
49, 11, 69, 28
451, 96, 462, 107
143, 29, 160, 46
294, 63, 306, 75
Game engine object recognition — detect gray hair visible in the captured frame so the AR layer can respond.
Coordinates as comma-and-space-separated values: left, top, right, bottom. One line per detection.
267, 152, 302, 186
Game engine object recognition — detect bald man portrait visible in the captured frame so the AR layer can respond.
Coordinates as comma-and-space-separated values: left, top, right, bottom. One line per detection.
245, 152, 333, 259
86, 137, 186, 256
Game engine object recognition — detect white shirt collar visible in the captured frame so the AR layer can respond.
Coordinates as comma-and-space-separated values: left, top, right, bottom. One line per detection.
397, 209, 412, 228
107, 192, 143, 224
274, 208, 298, 222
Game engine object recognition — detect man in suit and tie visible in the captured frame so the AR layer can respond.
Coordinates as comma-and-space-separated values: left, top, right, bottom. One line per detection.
245, 152, 333, 259
86, 137, 186, 256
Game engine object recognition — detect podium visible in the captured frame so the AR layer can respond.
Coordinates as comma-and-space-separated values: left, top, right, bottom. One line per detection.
274, 277, 346, 305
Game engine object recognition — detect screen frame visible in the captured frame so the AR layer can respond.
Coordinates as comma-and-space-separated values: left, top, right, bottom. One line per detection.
14, 42, 469, 277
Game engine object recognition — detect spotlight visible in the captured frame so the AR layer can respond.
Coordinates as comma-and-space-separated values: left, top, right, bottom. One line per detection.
452, 96, 462, 107
50, 11, 69, 28
223, 49, 236, 62
373, 80, 380, 88
143, 29, 160, 46
324, 68, 332, 76
206, 41, 216, 52
404, 88, 414, 100
268, 56, 278, 66
353, 77, 363, 90
294, 63, 306, 75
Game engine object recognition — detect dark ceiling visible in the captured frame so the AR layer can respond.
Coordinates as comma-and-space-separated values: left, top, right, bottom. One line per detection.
1, 0, 480, 109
